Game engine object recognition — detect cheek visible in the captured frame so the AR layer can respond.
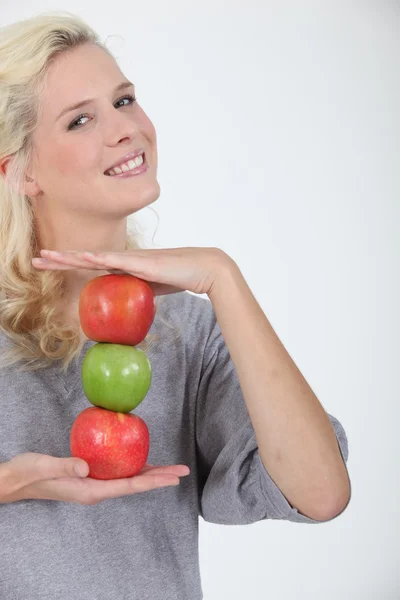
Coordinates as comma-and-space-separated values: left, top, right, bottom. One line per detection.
145, 118, 157, 141
137, 108, 157, 144
49, 142, 100, 177
142, 119, 157, 165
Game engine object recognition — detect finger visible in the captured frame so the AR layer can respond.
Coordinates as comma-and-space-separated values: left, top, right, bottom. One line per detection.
39, 251, 105, 267
86, 473, 182, 501
139, 464, 190, 476
79, 252, 147, 274
32, 256, 105, 271
32, 261, 104, 271
82, 464, 191, 503
32, 258, 75, 270
39, 250, 144, 276
8, 453, 90, 484
41, 455, 90, 479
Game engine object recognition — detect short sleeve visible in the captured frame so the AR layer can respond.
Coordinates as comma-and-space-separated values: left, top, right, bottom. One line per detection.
195, 321, 350, 525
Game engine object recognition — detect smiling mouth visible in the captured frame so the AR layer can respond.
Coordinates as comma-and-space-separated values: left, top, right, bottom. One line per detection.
104, 152, 147, 176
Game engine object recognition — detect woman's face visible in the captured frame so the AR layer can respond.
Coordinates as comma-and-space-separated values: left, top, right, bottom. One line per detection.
29, 43, 159, 221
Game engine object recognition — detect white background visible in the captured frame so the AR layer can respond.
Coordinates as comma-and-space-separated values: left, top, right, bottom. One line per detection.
1, 1, 399, 598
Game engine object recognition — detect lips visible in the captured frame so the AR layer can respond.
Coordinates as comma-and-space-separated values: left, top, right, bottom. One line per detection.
104, 148, 145, 174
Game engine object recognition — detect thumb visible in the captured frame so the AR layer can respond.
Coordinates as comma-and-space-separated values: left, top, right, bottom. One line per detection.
65, 458, 90, 478
36, 455, 90, 479
32, 453, 90, 478
7, 453, 90, 486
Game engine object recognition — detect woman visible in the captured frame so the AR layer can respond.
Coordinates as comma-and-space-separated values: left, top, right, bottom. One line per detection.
0, 11, 351, 600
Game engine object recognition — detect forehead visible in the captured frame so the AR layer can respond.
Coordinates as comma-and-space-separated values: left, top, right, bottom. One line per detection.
39, 44, 122, 116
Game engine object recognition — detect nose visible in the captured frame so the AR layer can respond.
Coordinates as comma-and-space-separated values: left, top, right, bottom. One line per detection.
104, 110, 139, 147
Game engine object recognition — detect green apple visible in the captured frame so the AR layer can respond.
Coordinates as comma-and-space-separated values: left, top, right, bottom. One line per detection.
81, 343, 152, 413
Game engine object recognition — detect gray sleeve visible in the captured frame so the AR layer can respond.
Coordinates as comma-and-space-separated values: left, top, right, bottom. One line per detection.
195, 323, 350, 525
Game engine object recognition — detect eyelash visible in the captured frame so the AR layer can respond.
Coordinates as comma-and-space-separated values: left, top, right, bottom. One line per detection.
68, 94, 137, 130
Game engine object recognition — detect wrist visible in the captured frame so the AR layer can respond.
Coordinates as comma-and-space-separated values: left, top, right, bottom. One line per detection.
208, 254, 241, 301
0, 461, 25, 503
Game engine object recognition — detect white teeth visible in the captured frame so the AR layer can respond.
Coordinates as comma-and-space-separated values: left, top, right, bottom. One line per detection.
107, 153, 144, 176
134, 155, 143, 167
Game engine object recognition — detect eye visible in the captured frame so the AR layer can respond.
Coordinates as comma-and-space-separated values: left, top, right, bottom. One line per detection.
68, 94, 137, 130
114, 94, 136, 108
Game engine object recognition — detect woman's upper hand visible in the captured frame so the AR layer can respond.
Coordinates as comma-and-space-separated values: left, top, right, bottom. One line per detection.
0, 452, 190, 505
31, 246, 235, 296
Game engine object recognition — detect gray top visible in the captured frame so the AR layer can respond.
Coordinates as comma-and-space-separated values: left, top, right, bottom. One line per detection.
0, 291, 349, 599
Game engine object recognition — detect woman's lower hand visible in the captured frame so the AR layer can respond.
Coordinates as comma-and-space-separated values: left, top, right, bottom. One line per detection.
1, 452, 190, 505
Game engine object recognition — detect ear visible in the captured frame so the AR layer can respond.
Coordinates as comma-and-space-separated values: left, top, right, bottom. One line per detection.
0, 155, 41, 197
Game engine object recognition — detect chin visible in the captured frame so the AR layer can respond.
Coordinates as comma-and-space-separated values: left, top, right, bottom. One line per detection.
119, 184, 161, 217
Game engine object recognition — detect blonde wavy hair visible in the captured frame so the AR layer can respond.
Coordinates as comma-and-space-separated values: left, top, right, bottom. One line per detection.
0, 11, 179, 375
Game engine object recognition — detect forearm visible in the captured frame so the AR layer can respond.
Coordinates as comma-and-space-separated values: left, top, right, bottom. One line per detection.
208, 259, 350, 521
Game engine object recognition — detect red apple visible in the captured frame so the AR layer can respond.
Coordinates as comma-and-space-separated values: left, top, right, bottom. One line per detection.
79, 273, 156, 346
70, 406, 150, 480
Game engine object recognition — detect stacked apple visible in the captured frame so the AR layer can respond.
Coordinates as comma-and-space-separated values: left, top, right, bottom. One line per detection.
69, 273, 156, 480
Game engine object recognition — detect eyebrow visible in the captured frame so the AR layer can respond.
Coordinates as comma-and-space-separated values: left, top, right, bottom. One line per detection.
56, 81, 134, 122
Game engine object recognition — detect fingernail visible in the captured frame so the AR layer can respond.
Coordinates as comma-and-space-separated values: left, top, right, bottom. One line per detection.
75, 463, 89, 477
32, 258, 49, 263
42, 249, 61, 256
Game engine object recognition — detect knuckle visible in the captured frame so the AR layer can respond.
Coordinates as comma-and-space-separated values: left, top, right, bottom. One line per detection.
128, 477, 143, 493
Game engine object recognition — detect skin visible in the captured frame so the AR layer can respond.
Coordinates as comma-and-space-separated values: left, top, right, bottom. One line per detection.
0, 43, 160, 321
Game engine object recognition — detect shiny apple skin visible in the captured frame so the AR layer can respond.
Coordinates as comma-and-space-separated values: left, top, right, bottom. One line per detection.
70, 406, 150, 480
81, 343, 152, 413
